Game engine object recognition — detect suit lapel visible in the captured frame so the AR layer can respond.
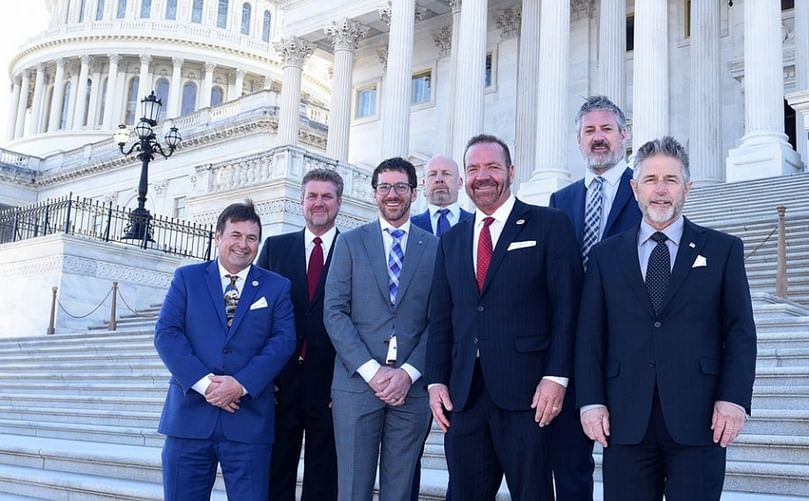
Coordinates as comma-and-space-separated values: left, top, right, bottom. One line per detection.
604, 169, 634, 237
616, 226, 656, 317
205, 261, 228, 331
286, 231, 309, 311
395, 227, 428, 307
657, 218, 706, 316
572, 181, 586, 246
227, 265, 261, 337
481, 200, 529, 294
362, 221, 392, 308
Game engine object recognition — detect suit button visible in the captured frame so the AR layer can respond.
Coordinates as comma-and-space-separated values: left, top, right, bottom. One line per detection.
649, 361, 656, 368
223, 348, 232, 354
654, 321, 661, 328
477, 306, 484, 312
474, 338, 478, 344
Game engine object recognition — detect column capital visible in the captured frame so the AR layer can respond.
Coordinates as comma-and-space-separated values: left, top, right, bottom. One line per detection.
571, 0, 594, 21
205, 62, 217, 73
273, 37, 314, 68
376, 47, 388, 70
80, 54, 92, 65
324, 18, 368, 51
235, 69, 246, 78
54, 57, 65, 68
496, 6, 521, 40
108, 54, 120, 65
449, 0, 461, 15
140, 55, 153, 65
415, 6, 429, 23
378, 5, 391, 27
433, 25, 452, 57
172, 57, 184, 68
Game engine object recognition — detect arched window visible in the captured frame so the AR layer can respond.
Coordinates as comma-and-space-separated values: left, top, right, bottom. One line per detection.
82, 78, 92, 126
211, 85, 223, 106
98, 77, 108, 126
59, 81, 72, 129
117, 0, 127, 18
140, 0, 151, 18
125, 77, 140, 125
165, 0, 177, 20
262, 10, 271, 42
240, 3, 251, 34
155, 78, 170, 120
78, 0, 86, 22
181, 82, 198, 115
96, 0, 105, 20
191, 0, 203, 23
216, 0, 228, 28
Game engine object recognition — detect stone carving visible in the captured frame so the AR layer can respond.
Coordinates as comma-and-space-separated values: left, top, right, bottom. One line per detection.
378, 5, 392, 27
324, 18, 369, 51
571, 0, 593, 21
272, 37, 314, 68
496, 6, 521, 40
433, 25, 452, 57
377, 47, 389, 70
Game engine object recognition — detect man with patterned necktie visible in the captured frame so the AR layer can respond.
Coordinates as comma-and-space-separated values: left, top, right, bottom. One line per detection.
325, 157, 437, 501
411, 154, 473, 237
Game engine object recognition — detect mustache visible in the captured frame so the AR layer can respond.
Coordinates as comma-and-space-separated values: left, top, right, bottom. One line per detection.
591, 140, 610, 150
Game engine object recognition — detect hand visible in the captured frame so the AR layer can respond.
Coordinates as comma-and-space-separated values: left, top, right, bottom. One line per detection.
205, 375, 245, 412
369, 367, 395, 394
580, 407, 610, 447
428, 384, 454, 432
375, 368, 412, 406
531, 379, 565, 427
712, 401, 746, 448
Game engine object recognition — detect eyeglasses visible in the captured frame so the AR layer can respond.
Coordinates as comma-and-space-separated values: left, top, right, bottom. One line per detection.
375, 183, 413, 195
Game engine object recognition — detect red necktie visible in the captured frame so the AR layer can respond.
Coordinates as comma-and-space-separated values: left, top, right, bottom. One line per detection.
307, 237, 324, 302
476, 217, 495, 291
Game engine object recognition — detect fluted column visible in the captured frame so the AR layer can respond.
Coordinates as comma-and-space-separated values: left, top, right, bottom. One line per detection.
794, 0, 808, 166
381, 0, 416, 158
727, 0, 800, 180
102, 54, 120, 129
689, 0, 722, 184
201, 63, 215, 108
273, 37, 313, 145
631, 0, 668, 152
87, 63, 102, 128
48, 58, 66, 132
30, 64, 47, 134
233, 69, 246, 99
14, 69, 30, 138
325, 18, 368, 161
598, 0, 626, 108
167, 57, 184, 118
515, 0, 539, 183
6, 75, 22, 141
452, 0, 487, 163
65, 63, 80, 129
136, 55, 152, 101
444, 0, 462, 156
73, 55, 91, 129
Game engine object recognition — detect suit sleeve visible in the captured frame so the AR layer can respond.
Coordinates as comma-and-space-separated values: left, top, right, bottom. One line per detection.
575, 245, 608, 408
717, 237, 757, 414
154, 268, 212, 393
425, 237, 453, 386
323, 233, 377, 375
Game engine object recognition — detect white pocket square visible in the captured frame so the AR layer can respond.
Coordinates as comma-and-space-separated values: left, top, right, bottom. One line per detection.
507, 240, 536, 251
692, 255, 707, 268
250, 297, 268, 310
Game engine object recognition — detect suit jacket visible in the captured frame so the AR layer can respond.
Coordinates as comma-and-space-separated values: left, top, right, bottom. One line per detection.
256, 229, 337, 404
549, 167, 641, 250
155, 261, 296, 444
575, 218, 757, 446
425, 199, 582, 411
411, 207, 474, 235
324, 221, 438, 396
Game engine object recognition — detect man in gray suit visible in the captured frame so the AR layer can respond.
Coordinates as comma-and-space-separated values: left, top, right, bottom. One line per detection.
324, 157, 437, 501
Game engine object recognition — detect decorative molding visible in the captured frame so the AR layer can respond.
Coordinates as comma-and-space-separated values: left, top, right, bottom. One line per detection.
0, 254, 173, 287
433, 25, 452, 57
415, 6, 429, 23
324, 18, 369, 51
448, 0, 461, 14
272, 37, 314, 68
496, 6, 521, 40
571, 0, 593, 21
378, 5, 392, 27
376, 47, 389, 70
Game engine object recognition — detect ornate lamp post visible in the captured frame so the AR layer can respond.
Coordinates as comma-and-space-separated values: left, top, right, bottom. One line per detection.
113, 92, 181, 242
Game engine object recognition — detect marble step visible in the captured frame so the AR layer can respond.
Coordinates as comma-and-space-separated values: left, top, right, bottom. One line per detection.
0, 332, 153, 348
0, 393, 164, 413
756, 350, 809, 368
0, 404, 159, 429
751, 386, 809, 410
0, 381, 168, 398
0, 419, 163, 447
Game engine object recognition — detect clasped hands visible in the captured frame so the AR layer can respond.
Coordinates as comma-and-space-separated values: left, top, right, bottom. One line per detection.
204, 375, 243, 414
369, 366, 412, 406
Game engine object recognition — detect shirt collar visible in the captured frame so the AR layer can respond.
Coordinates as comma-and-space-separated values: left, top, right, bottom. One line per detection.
305, 225, 337, 247
639, 215, 684, 246
584, 158, 627, 188
217, 260, 251, 283
475, 194, 516, 225
428, 202, 460, 219
380, 217, 412, 235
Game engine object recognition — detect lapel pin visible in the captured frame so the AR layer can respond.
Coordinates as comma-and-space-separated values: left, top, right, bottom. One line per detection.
689, 242, 695, 249
516, 219, 525, 225
252, 280, 259, 287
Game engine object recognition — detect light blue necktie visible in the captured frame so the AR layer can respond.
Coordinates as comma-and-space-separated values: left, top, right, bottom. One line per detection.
387, 228, 405, 304
582, 176, 604, 270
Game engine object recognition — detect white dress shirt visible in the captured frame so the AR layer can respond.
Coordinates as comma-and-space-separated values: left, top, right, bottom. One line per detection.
427, 202, 463, 234
304, 226, 337, 272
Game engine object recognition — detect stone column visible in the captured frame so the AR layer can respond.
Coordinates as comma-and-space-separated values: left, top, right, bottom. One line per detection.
727, 0, 801, 181
233, 69, 246, 99
689, 1, 722, 184
201, 63, 215, 108
273, 37, 313, 145
14, 69, 30, 138
167, 57, 184, 118
598, 0, 626, 108
73, 55, 91, 129
6, 75, 22, 141
65, 63, 80, 129
520, 0, 570, 205
444, 0, 462, 156
87, 63, 102, 128
381, 0, 416, 158
452, 0, 488, 163
631, 0, 668, 152
794, 0, 808, 166
515, 0, 538, 183
102, 54, 120, 129
48, 58, 66, 131
325, 18, 368, 161
30, 64, 47, 134
136, 55, 152, 101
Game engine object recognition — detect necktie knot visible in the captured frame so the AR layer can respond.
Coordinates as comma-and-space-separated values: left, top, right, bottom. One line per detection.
225, 274, 238, 288
437, 208, 449, 217
388, 228, 405, 241
650, 232, 668, 244
593, 176, 604, 189
482, 216, 495, 228
313, 236, 322, 246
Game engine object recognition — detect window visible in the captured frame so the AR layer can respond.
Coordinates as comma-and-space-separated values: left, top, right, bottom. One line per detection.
125, 77, 140, 125
262, 10, 271, 42
117, 0, 127, 19
98, 77, 107, 126
411, 70, 431, 105
211, 85, 224, 106
155, 78, 170, 120
782, 0, 795, 10
217, 0, 228, 28
60, 81, 72, 129
626, 14, 634, 52
192, 0, 203, 23
43, 87, 53, 132
241, 3, 251, 34
181, 82, 198, 115
484, 51, 493, 88
82, 78, 92, 126
165, 0, 177, 20
684, 0, 691, 39
96, 0, 105, 20
355, 84, 377, 119
78, 0, 86, 22
140, 0, 151, 18
174, 197, 187, 219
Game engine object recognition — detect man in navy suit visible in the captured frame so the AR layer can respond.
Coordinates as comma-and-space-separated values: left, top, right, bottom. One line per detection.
257, 168, 343, 501
426, 135, 582, 500
576, 137, 757, 501
155, 201, 296, 501
548, 95, 641, 501
411, 154, 473, 236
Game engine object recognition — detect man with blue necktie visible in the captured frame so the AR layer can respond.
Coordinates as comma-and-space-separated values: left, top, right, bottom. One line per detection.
411, 154, 473, 237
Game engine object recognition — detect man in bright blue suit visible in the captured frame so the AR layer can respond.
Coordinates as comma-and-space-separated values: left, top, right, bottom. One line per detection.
547, 96, 641, 501
411, 154, 473, 237
155, 200, 296, 501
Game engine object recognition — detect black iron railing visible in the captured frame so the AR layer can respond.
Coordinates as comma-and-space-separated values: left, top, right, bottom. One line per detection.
0, 194, 214, 260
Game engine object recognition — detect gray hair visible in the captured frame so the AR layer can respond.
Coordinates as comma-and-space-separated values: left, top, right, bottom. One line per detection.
575, 95, 627, 136
632, 136, 691, 184
302, 168, 344, 198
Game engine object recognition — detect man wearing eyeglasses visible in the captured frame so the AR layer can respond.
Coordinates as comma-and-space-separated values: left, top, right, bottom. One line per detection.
325, 157, 438, 501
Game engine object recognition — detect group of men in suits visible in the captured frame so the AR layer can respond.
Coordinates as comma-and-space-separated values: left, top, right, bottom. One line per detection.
153, 94, 756, 501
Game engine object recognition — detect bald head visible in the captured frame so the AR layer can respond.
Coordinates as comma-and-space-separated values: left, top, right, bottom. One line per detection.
423, 154, 462, 206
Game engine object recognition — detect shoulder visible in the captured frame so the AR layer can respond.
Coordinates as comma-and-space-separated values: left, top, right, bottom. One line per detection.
251, 265, 292, 288
337, 222, 373, 243
410, 224, 438, 244
687, 219, 741, 247
551, 179, 585, 199
175, 261, 208, 277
